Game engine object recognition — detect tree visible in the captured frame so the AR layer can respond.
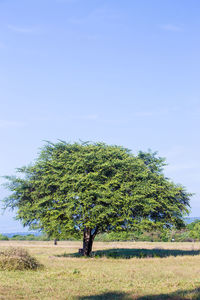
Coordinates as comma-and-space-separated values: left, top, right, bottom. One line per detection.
3, 141, 191, 256
188, 220, 200, 240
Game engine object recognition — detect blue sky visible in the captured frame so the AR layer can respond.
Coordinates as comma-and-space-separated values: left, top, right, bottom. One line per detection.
0, 0, 200, 232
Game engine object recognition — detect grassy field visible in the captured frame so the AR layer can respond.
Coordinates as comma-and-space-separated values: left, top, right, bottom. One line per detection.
0, 241, 200, 300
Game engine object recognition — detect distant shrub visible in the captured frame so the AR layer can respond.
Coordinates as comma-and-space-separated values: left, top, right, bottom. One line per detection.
95, 230, 171, 242
189, 222, 200, 240
0, 234, 9, 241
95, 232, 138, 242
186, 220, 200, 231
95, 227, 200, 243
11, 235, 27, 240
0, 247, 42, 271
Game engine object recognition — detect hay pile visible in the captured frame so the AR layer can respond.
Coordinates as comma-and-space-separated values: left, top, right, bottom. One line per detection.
0, 247, 42, 271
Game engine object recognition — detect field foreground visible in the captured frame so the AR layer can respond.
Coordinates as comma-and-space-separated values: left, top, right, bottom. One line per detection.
0, 241, 200, 300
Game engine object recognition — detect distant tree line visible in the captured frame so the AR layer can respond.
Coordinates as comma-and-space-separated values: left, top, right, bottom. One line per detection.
1, 220, 200, 242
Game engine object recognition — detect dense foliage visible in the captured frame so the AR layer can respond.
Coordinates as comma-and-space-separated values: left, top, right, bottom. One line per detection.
0, 234, 9, 241
3, 141, 191, 255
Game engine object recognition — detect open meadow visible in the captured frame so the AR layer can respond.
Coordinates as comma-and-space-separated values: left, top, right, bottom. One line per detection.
0, 241, 200, 299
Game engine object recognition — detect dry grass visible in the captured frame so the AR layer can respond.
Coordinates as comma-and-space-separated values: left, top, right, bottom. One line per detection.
0, 241, 200, 299
0, 247, 42, 271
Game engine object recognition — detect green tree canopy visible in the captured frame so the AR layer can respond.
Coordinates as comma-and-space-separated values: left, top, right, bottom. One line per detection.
3, 141, 191, 256
188, 220, 200, 239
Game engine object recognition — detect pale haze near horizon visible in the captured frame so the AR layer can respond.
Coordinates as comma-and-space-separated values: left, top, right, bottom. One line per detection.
0, 0, 200, 233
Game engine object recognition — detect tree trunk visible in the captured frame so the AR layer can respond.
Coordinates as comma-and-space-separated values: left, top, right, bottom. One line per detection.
82, 227, 96, 256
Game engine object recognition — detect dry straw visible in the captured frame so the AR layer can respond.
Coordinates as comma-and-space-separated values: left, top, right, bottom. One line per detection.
0, 247, 43, 271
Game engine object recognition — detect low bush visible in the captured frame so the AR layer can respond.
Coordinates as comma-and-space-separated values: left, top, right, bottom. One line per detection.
0, 247, 42, 271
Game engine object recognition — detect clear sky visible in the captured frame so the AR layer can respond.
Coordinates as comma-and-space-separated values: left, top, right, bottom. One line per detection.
0, 0, 200, 233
